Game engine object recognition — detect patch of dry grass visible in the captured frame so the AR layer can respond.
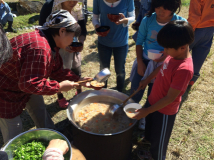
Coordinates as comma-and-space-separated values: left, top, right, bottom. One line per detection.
1, 5, 214, 160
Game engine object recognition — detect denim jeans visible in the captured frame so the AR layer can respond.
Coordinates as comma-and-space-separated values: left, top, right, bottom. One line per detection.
98, 43, 128, 92
136, 3, 151, 23
0, 13, 13, 25
130, 59, 153, 103
190, 27, 214, 82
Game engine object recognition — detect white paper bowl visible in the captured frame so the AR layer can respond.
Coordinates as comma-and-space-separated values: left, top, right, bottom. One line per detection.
123, 103, 142, 119
148, 49, 162, 60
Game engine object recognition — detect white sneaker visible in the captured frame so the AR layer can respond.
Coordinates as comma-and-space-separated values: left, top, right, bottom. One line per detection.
138, 118, 146, 130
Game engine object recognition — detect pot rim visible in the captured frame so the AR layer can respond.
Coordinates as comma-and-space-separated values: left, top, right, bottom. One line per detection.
67, 89, 137, 136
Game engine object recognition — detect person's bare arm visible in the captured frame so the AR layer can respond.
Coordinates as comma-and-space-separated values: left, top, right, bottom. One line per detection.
133, 87, 181, 119
136, 45, 146, 76
0, 0, 5, 4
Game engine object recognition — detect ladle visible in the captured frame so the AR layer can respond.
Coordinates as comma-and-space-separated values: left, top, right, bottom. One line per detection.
109, 88, 141, 117
76, 68, 111, 84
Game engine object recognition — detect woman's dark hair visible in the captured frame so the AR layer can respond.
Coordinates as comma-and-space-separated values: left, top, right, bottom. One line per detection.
157, 20, 194, 50
46, 23, 81, 37
147, 0, 181, 17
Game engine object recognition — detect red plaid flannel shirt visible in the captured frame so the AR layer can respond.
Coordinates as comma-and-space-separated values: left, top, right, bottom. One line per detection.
0, 30, 79, 119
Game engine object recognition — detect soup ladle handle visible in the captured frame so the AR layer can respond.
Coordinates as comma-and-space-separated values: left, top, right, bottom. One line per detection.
77, 78, 94, 84
121, 88, 141, 106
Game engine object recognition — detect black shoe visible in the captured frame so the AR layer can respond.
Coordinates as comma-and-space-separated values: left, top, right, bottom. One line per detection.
7, 27, 17, 33
182, 85, 193, 101
7, 21, 17, 33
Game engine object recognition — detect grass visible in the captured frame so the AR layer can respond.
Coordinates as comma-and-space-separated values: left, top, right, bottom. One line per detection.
2, 4, 214, 160
3, 13, 39, 30
5, 0, 41, 2
181, 0, 190, 6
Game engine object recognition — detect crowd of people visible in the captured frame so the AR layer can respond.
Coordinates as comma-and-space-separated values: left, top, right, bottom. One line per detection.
0, 0, 213, 159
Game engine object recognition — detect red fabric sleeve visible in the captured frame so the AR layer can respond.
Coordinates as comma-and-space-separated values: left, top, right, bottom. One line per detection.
170, 69, 193, 91
18, 49, 60, 95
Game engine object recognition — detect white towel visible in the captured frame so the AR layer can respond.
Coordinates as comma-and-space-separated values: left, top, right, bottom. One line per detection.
141, 60, 163, 83
129, 59, 162, 83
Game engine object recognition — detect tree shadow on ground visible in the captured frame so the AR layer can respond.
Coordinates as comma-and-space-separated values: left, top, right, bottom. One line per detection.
109, 78, 131, 95
28, 15, 40, 24
82, 51, 99, 65
128, 41, 136, 50
87, 30, 96, 35
130, 123, 150, 160
88, 39, 98, 49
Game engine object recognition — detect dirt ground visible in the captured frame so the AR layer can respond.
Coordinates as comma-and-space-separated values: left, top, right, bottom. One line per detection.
88, 0, 93, 7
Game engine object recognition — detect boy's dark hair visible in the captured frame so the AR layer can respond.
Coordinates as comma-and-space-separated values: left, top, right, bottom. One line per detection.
147, 0, 181, 17
157, 20, 194, 50
46, 23, 81, 37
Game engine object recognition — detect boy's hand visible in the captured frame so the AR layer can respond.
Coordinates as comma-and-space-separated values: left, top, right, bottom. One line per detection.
0, 0, 5, 4
153, 51, 167, 62
137, 61, 146, 76
138, 79, 149, 90
133, 108, 150, 120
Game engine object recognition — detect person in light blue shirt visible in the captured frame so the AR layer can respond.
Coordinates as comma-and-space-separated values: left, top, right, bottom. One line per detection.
0, 0, 16, 32
92, 0, 135, 92
130, 0, 186, 104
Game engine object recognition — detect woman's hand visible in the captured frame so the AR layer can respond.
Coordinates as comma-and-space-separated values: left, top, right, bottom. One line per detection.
153, 51, 167, 62
46, 139, 69, 155
78, 77, 93, 88
95, 24, 100, 29
58, 80, 79, 92
115, 13, 128, 25
65, 46, 76, 53
132, 108, 150, 120
137, 61, 146, 77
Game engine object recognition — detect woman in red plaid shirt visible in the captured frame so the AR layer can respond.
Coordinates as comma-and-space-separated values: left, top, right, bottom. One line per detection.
0, 10, 92, 143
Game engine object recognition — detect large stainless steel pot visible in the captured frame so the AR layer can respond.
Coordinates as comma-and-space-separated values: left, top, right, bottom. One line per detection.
1, 128, 72, 160
67, 89, 137, 160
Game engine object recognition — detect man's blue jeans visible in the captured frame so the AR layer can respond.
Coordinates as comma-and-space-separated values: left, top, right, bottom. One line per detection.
130, 59, 153, 103
0, 13, 13, 25
190, 27, 214, 82
98, 43, 128, 92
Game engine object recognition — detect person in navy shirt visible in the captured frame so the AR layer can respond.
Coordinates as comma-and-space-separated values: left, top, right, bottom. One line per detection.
0, 0, 16, 32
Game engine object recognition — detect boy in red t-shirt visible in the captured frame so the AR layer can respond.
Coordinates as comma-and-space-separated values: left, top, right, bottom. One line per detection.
133, 20, 194, 160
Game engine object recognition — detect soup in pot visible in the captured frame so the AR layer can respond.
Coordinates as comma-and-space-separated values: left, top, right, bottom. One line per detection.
75, 102, 133, 134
